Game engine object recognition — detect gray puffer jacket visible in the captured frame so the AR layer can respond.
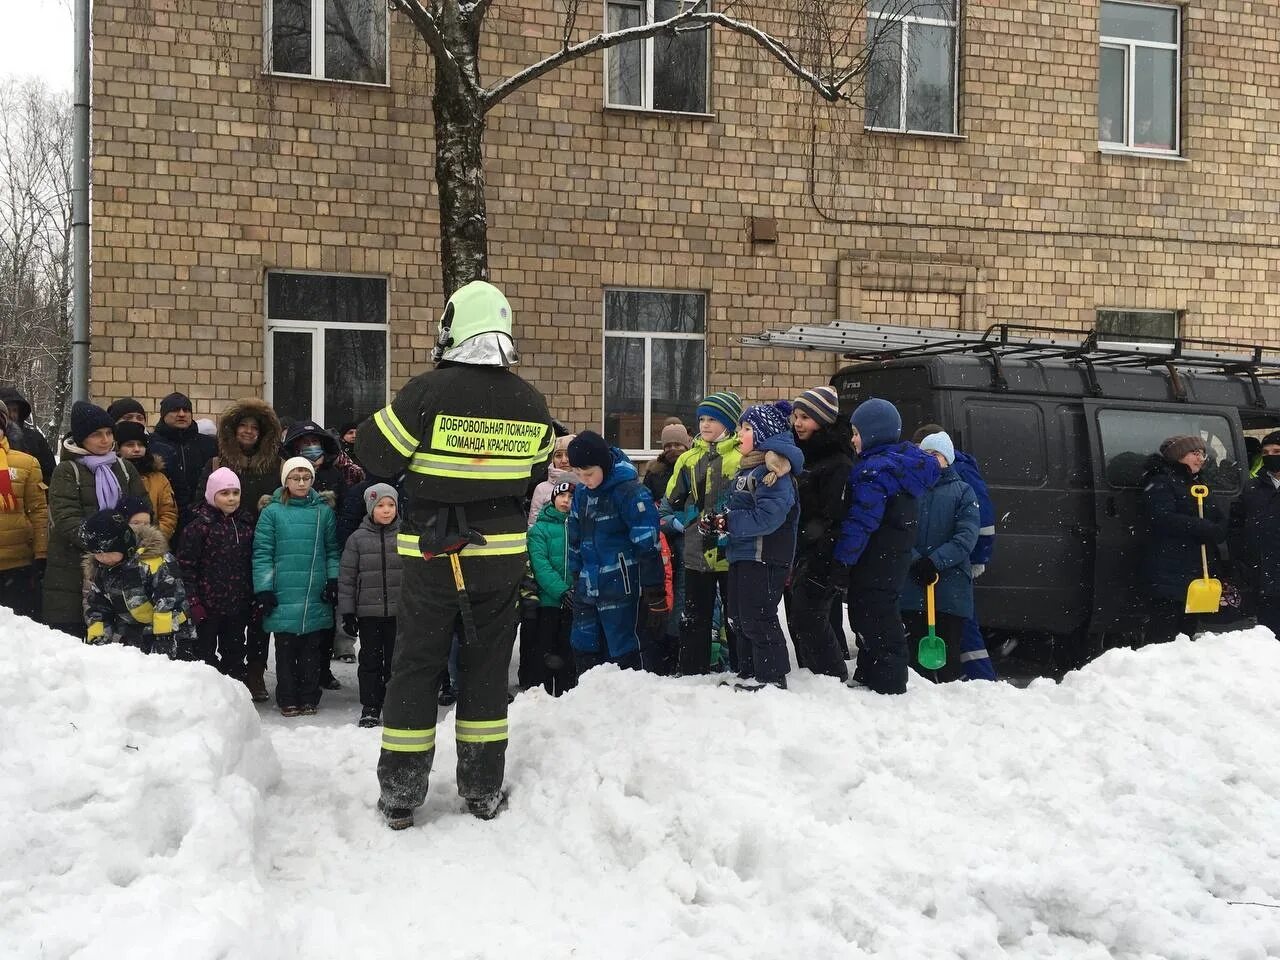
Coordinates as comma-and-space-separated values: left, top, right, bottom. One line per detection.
337, 515, 403, 619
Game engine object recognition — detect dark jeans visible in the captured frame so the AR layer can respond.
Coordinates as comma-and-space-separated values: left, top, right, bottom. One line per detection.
197, 612, 249, 680
574, 647, 641, 675
516, 603, 544, 690
358, 616, 397, 711
1143, 601, 1201, 646
275, 630, 326, 709
1257, 598, 1280, 639
902, 610, 966, 684
247, 620, 270, 665
784, 577, 849, 680
535, 606, 578, 696
728, 562, 790, 684
0, 566, 38, 619
679, 569, 736, 675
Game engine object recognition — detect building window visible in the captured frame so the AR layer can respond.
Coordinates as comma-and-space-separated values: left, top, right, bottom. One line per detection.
1096, 309, 1178, 343
268, 0, 387, 84
266, 272, 388, 429
1098, 1, 1179, 152
605, 0, 710, 113
865, 0, 959, 135
603, 290, 705, 453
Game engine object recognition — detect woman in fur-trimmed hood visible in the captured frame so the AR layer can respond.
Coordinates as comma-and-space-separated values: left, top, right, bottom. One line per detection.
196, 398, 284, 519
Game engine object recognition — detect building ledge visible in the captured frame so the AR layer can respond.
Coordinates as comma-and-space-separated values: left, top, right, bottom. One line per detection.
603, 104, 715, 121
864, 127, 967, 142
1099, 145, 1189, 163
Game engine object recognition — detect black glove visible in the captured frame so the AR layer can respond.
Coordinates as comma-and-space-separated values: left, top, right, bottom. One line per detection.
320, 579, 338, 605
642, 584, 669, 632
910, 556, 939, 586
559, 588, 575, 612
697, 512, 727, 537
828, 563, 851, 596
254, 591, 278, 616
342, 614, 359, 638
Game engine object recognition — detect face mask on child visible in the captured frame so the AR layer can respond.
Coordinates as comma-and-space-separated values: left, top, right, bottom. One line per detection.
298, 443, 324, 462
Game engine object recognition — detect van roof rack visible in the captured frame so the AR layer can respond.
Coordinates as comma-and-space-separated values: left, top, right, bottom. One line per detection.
745, 321, 1280, 396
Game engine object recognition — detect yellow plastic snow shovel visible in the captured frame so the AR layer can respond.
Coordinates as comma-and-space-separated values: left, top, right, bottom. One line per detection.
917, 574, 946, 671
1184, 484, 1222, 615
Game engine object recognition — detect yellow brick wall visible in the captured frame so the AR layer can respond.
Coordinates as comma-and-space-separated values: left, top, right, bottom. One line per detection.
90, 0, 1280, 435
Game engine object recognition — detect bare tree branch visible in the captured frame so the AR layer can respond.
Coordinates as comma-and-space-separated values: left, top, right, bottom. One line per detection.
388, 0, 483, 104
483, 0, 854, 110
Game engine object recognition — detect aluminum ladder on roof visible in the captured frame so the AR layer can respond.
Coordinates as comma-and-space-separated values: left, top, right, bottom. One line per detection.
742, 320, 1280, 377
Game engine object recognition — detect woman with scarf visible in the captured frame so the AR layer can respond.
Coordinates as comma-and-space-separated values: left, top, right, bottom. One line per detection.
44, 401, 149, 636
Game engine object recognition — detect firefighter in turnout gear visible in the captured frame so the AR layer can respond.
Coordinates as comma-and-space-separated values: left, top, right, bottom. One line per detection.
356, 281, 554, 829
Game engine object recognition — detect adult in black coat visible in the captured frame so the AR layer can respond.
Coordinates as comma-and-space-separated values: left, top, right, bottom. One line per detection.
0, 386, 57, 482
783, 387, 853, 680
1139, 435, 1227, 644
1229, 430, 1280, 637
149, 392, 218, 538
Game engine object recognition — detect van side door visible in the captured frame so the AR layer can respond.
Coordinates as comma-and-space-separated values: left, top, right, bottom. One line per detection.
1082, 401, 1245, 633
962, 398, 1092, 635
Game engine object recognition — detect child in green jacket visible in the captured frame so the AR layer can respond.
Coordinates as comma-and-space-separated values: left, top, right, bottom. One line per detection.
528, 480, 577, 696
252, 457, 340, 718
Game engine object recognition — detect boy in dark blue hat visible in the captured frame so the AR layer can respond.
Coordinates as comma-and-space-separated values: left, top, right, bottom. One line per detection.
717, 401, 804, 691
833, 398, 940, 695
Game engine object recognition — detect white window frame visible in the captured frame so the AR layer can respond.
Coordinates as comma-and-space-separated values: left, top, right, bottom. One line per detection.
264, 0, 390, 87
603, 0, 713, 115
1099, 1, 1181, 155
264, 270, 391, 428
865, 1, 960, 136
602, 288, 707, 460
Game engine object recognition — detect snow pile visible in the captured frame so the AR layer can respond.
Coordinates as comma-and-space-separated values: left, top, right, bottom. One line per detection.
262, 629, 1280, 959
0, 610, 279, 958
5, 613, 1280, 959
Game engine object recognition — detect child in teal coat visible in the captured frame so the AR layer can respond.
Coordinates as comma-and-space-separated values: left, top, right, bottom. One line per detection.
252, 457, 340, 717
528, 480, 577, 695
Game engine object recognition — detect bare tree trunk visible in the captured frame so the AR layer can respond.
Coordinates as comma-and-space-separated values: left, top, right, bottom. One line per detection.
432, 10, 487, 297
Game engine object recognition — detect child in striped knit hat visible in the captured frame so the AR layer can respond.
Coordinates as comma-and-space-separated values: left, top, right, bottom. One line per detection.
664, 390, 743, 675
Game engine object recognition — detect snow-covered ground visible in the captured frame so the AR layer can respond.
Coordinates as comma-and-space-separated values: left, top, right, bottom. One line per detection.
5, 611, 1280, 960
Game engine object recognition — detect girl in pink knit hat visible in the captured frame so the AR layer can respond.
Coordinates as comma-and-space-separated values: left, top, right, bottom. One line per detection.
177, 466, 258, 683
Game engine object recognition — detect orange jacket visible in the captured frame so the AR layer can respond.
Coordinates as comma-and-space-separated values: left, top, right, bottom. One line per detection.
0, 437, 48, 571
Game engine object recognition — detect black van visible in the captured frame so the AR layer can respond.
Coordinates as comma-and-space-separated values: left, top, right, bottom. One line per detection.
748, 322, 1280, 668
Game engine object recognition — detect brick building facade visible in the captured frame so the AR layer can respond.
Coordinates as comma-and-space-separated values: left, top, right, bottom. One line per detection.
91, 0, 1280, 450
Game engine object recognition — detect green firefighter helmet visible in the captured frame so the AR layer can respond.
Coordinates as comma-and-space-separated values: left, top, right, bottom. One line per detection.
433, 280, 519, 367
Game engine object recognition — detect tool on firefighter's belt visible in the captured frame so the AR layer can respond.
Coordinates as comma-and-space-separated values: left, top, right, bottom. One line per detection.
917, 574, 946, 671
1185, 484, 1223, 615
420, 510, 488, 647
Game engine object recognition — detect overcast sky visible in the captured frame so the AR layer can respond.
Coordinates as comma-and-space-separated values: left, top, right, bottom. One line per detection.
2, 0, 73, 93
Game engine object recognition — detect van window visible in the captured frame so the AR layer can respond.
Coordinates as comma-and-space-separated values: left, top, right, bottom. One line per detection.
1097, 409, 1241, 491
964, 402, 1047, 486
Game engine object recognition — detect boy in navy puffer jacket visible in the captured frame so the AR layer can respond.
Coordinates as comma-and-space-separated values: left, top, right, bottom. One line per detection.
833, 399, 940, 696
566, 432, 666, 674
714, 402, 804, 691
178, 467, 256, 680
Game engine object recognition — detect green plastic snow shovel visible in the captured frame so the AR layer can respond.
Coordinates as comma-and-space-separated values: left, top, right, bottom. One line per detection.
1184, 484, 1222, 615
917, 574, 946, 671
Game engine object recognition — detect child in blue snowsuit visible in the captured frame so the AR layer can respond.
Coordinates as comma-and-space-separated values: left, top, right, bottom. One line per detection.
717, 402, 804, 691
910, 422, 998, 680
566, 432, 666, 674
900, 432, 980, 684
833, 399, 940, 695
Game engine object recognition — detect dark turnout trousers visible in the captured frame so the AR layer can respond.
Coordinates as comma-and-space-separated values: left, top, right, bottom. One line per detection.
377, 551, 523, 810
